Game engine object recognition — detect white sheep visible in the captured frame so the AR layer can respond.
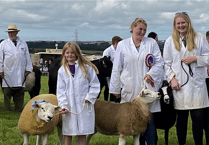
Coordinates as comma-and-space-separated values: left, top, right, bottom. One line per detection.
18, 94, 63, 145
24, 71, 35, 92
86, 87, 161, 145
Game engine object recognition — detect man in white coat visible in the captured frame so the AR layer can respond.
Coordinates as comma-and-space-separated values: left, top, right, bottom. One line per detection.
0, 24, 33, 112
103, 36, 122, 102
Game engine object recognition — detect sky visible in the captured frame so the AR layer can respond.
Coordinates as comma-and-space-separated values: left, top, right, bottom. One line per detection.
0, 0, 209, 42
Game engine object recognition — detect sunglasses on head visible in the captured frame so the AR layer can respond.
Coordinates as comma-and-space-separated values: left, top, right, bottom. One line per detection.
175, 12, 188, 16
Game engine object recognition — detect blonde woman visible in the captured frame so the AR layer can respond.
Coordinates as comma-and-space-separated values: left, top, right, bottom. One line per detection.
109, 18, 164, 144
56, 42, 100, 145
163, 12, 209, 145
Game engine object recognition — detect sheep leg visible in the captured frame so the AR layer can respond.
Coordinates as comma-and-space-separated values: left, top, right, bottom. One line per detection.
36, 135, 41, 145
57, 125, 63, 145
118, 136, 127, 145
133, 133, 140, 145
23, 134, 29, 145
42, 134, 49, 145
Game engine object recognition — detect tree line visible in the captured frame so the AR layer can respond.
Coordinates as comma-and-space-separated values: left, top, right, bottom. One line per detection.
27, 41, 111, 53
1, 39, 164, 54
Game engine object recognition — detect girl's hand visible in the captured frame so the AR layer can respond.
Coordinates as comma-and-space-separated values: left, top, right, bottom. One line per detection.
171, 77, 181, 90
85, 100, 90, 103
182, 56, 196, 65
61, 108, 68, 114
144, 74, 153, 84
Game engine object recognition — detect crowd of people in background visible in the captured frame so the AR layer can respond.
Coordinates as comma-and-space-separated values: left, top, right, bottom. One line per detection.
1, 12, 209, 145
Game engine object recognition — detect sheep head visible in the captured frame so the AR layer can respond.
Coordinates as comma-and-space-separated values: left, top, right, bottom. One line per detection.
137, 87, 161, 104
32, 101, 60, 122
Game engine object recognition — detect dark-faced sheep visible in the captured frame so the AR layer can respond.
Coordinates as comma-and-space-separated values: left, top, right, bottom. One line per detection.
86, 87, 161, 145
18, 94, 63, 145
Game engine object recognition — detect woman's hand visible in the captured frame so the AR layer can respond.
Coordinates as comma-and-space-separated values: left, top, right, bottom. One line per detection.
144, 74, 153, 84
0, 72, 4, 78
207, 66, 209, 76
61, 108, 68, 114
182, 56, 196, 65
113, 94, 121, 98
85, 100, 90, 103
171, 77, 181, 90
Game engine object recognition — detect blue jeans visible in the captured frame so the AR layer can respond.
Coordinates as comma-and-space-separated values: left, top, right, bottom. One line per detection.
144, 113, 156, 145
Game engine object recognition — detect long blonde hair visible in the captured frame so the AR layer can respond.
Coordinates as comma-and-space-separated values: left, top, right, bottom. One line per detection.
172, 13, 197, 51
61, 42, 98, 78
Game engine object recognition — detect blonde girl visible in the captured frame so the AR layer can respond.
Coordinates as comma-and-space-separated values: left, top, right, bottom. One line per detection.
163, 12, 209, 145
56, 41, 100, 145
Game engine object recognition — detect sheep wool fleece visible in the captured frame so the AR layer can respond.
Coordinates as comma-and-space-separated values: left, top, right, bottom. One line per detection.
18, 94, 62, 135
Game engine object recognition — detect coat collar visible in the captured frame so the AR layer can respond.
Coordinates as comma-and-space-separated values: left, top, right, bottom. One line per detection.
129, 36, 145, 54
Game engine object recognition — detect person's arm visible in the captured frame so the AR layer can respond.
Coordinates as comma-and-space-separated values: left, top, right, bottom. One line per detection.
85, 66, 100, 104
24, 42, 33, 73
193, 34, 209, 67
163, 38, 181, 90
109, 42, 123, 95
147, 40, 164, 82
0, 43, 4, 76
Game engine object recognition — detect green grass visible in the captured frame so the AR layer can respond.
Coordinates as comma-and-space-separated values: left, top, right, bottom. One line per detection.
82, 50, 103, 55
0, 76, 206, 144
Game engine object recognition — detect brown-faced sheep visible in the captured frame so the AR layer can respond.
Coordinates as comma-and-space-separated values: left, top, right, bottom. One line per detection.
18, 94, 63, 145
86, 87, 161, 145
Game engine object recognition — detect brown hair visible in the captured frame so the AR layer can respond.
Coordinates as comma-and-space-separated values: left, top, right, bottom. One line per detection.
61, 42, 98, 78
130, 18, 147, 33
206, 31, 209, 37
172, 13, 197, 51
112, 36, 122, 45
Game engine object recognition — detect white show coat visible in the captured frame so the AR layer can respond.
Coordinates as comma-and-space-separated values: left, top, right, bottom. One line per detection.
103, 45, 116, 87
163, 33, 209, 110
103, 45, 116, 62
56, 64, 100, 135
109, 37, 164, 112
0, 37, 33, 87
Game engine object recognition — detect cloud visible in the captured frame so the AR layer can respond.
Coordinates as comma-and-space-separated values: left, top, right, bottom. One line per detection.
0, 0, 209, 41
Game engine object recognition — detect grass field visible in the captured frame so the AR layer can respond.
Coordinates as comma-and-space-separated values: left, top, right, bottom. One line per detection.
0, 76, 206, 145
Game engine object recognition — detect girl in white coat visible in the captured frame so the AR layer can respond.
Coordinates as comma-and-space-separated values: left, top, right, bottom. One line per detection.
163, 12, 209, 145
109, 18, 164, 145
56, 42, 100, 145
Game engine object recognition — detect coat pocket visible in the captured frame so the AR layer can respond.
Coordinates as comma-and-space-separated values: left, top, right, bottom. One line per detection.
120, 70, 133, 93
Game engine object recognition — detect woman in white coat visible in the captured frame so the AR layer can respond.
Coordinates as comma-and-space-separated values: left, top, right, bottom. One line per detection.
163, 12, 209, 145
56, 42, 100, 145
109, 18, 164, 145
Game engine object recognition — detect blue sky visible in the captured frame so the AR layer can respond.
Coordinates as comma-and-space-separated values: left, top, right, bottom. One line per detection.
0, 0, 208, 41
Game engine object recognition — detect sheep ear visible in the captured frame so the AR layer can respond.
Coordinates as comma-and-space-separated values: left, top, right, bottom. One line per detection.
54, 106, 61, 111
140, 90, 145, 97
31, 102, 40, 111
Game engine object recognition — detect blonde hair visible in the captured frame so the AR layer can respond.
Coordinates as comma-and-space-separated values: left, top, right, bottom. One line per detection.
130, 18, 147, 33
61, 42, 98, 78
172, 13, 197, 51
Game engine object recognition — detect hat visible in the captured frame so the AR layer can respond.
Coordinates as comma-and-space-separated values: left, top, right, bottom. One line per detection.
6, 24, 20, 32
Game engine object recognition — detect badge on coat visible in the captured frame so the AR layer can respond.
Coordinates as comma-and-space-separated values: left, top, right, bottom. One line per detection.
145, 54, 155, 87
145, 54, 154, 70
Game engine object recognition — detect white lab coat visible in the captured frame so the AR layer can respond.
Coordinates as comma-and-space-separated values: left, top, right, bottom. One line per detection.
163, 33, 209, 110
103, 45, 116, 62
0, 37, 33, 87
56, 64, 100, 135
103, 45, 116, 87
109, 37, 164, 112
